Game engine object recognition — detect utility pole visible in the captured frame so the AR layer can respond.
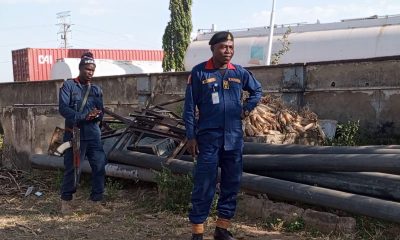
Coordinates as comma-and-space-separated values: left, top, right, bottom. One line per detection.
56, 11, 73, 49
266, 0, 276, 66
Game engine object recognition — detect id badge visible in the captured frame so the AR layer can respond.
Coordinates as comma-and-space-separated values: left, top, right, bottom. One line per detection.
223, 80, 229, 89
211, 92, 220, 104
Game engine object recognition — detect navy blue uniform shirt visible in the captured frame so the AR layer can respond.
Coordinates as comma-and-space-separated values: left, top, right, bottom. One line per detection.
184, 58, 262, 150
59, 78, 104, 141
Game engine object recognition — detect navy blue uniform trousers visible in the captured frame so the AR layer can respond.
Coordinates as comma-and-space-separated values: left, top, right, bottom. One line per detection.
60, 137, 106, 201
189, 129, 243, 224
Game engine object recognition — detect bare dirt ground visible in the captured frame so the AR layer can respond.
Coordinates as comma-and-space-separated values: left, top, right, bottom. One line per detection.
1, 168, 399, 240
0, 168, 315, 240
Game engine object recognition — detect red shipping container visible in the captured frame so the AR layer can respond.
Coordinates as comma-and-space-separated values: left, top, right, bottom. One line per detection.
12, 48, 164, 82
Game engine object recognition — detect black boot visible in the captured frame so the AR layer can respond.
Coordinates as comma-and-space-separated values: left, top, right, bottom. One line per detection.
191, 233, 203, 240
213, 227, 235, 240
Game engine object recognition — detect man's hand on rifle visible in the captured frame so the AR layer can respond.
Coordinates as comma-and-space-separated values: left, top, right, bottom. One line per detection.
86, 108, 102, 121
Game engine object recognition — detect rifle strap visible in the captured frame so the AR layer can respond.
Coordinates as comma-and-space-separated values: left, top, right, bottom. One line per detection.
79, 83, 91, 113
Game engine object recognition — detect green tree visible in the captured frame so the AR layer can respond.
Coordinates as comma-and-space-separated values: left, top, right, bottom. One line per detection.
162, 0, 193, 72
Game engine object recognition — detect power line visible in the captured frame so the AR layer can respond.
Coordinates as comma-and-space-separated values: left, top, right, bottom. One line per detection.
56, 11, 73, 48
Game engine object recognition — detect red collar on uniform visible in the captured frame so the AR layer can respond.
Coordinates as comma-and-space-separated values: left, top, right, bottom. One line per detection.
205, 58, 236, 70
74, 77, 90, 85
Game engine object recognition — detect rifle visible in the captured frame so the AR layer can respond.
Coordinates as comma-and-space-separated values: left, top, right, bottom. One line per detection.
72, 83, 91, 188
72, 103, 81, 188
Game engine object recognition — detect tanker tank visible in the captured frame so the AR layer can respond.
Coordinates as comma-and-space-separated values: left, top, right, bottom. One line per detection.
184, 14, 400, 70
50, 58, 163, 80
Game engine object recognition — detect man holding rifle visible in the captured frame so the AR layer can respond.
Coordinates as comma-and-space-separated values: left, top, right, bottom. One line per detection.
58, 52, 107, 215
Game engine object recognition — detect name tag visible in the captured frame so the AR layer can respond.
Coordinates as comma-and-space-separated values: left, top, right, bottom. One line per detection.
202, 78, 216, 84
211, 92, 219, 104
228, 78, 241, 83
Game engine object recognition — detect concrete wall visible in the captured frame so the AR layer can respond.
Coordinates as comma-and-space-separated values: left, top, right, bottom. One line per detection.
1, 56, 400, 168
304, 59, 400, 135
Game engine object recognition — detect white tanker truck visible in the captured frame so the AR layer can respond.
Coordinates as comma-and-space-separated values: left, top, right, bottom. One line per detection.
184, 14, 400, 70
50, 58, 163, 80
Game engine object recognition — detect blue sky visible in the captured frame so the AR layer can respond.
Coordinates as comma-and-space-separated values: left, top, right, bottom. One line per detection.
1, 0, 400, 82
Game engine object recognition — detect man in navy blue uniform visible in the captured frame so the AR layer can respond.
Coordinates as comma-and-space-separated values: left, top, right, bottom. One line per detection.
184, 31, 262, 240
58, 52, 107, 214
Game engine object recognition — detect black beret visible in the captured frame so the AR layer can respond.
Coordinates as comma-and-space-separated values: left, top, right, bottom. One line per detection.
209, 31, 234, 45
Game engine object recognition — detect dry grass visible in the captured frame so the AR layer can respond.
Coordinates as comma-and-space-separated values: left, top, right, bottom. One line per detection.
0, 168, 306, 240
1, 168, 399, 240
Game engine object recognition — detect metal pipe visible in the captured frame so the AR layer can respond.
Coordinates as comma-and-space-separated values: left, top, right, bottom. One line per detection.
243, 142, 400, 155
30, 154, 156, 182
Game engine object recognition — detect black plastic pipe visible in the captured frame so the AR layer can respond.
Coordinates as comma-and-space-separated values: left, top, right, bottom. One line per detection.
256, 171, 400, 201
180, 153, 400, 173
30, 154, 156, 182
243, 142, 400, 155
107, 150, 400, 223
242, 154, 400, 173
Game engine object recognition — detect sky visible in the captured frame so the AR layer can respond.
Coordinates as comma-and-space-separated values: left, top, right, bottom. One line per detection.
1, 0, 400, 82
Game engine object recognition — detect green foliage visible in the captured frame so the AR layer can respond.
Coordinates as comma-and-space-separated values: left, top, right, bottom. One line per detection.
324, 120, 360, 146
155, 166, 193, 213
162, 0, 193, 72
53, 169, 64, 190
108, 122, 126, 130
175, 102, 184, 118
263, 217, 283, 231
285, 218, 305, 232
356, 216, 398, 240
0, 134, 3, 159
105, 177, 124, 200
0, 133, 3, 151
271, 27, 292, 65
264, 217, 304, 232
209, 192, 219, 217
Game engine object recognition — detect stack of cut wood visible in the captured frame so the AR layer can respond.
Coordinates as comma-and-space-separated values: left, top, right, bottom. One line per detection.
243, 95, 325, 144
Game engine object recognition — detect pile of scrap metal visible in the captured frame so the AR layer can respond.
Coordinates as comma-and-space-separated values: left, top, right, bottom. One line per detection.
101, 98, 187, 160
31, 98, 400, 224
